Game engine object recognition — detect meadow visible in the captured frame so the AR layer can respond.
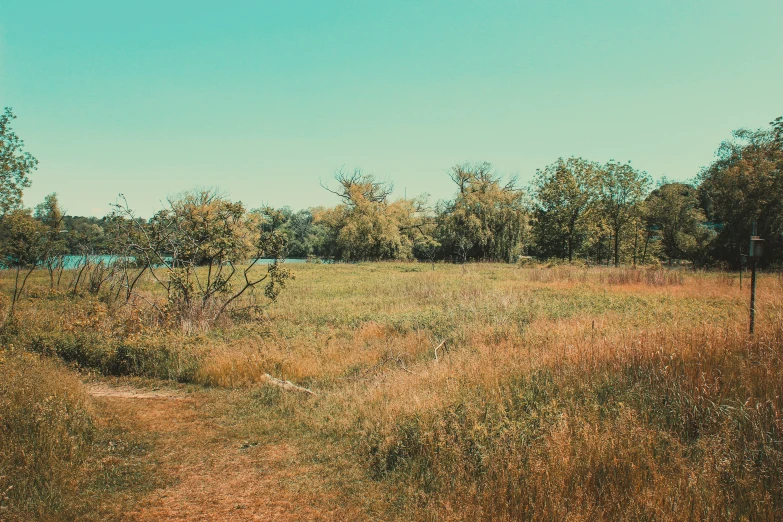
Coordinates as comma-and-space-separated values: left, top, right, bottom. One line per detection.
2, 262, 782, 520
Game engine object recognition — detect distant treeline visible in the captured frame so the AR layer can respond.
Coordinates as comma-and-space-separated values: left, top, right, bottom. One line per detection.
2, 108, 782, 271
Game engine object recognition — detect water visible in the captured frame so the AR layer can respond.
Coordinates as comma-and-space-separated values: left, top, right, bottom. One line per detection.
61, 255, 125, 269
60, 255, 310, 269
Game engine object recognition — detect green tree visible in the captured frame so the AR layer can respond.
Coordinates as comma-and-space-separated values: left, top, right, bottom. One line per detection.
599, 161, 651, 266
0, 108, 38, 215
285, 209, 328, 258
62, 215, 108, 254
34, 193, 68, 288
644, 182, 712, 264
531, 157, 600, 261
698, 117, 783, 267
0, 209, 47, 315
252, 207, 328, 259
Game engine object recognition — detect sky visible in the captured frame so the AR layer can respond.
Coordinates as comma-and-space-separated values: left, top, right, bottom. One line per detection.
1, 0, 781, 217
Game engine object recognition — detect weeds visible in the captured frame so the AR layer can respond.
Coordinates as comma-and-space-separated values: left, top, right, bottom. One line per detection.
0, 352, 95, 520
2, 262, 782, 519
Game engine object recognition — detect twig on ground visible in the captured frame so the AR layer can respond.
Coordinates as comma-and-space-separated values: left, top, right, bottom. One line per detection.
263, 373, 316, 396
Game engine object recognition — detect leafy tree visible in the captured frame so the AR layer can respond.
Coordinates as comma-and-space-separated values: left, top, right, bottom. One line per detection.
698, 117, 783, 267
0, 209, 47, 315
317, 169, 419, 261
152, 190, 256, 267
252, 207, 328, 259
112, 190, 291, 327
772, 116, 783, 144
437, 162, 528, 262
285, 209, 328, 258
531, 157, 600, 261
644, 182, 712, 264
414, 235, 441, 270
0, 108, 38, 215
34, 193, 68, 288
599, 161, 651, 266
61, 216, 110, 254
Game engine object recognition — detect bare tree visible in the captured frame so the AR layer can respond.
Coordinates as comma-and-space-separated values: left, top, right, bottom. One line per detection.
321, 168, 394, 204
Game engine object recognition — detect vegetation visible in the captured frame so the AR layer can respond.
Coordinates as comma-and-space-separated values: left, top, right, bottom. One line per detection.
0, 351, 94, 520
0, 108, 38, 216
0, 208, 48, 314
699, 118, 783, 267
2, 262, 783, 519
6, 110, 780, 269
2, 108, 783, 519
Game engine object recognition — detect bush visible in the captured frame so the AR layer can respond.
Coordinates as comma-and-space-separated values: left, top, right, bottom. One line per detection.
23, 330, 202, 382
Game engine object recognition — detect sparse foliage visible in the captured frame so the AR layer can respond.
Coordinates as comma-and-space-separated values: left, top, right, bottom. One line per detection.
0, 108, 38, 216
111, 190, 292, 329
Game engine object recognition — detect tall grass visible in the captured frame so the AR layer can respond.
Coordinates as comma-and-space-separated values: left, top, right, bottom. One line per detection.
356, 321, 783, 519
0, 351, 95, 520
2, 262, 782, 519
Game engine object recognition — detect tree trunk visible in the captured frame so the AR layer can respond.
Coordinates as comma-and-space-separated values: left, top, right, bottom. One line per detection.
597, 235, 602, 265
568, 236, 573, 262
642, 229, 651, 265
633, 221, 639, 268
10, 267, 22, 316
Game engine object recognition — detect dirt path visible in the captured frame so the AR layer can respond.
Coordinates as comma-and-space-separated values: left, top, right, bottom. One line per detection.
87, 384, 184, 400
87, 383, 362, 521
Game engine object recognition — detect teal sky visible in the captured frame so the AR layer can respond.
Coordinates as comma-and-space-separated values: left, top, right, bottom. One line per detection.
1, 1, 781, 217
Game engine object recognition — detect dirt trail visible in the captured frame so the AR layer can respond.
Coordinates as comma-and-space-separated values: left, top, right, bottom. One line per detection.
87, 384, 184, 400
87, 383, 359, 521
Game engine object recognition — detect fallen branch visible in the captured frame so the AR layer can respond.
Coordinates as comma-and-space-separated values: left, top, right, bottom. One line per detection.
433, 339, 446, 362
263, 373, 316, 396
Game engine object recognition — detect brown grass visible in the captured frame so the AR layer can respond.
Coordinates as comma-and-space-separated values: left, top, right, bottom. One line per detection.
0, 351, 94, 520
2, 262, 782, 520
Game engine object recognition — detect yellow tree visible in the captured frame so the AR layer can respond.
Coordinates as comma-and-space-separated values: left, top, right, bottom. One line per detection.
437, 162, 528, 262
317, 169, 420, 261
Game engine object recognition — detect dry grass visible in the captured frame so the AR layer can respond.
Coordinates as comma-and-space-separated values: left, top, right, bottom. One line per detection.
0, 351, 94, 520
2, 262, 782, 520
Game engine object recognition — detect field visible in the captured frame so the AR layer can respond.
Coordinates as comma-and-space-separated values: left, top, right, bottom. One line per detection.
2, 262, 783, 520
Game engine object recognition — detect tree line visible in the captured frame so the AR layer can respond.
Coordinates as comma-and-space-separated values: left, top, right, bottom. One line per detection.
232, 115, 782, 269
2, 107, 782, 295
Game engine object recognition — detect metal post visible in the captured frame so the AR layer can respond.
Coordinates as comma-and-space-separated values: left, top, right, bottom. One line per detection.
749, 220, 760, 335
750, 258, 757, 335
740, 250, 744, 289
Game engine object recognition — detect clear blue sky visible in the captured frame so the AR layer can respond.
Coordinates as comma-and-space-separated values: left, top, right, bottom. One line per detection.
1, 1, 781, 217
